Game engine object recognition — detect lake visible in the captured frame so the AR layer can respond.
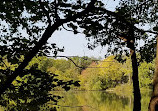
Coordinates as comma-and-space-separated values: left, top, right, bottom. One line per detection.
53, 90, 151, 111
0, 90, 152, 111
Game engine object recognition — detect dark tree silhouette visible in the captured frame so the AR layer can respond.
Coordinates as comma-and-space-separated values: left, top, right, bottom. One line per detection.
0, 0, 96, 94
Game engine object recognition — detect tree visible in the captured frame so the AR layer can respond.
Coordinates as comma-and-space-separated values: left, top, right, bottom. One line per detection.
0, 0, 97, 109
98, 56, 128, 89
114, 1, 158, 110
79, 61, 100, 90
0, 0, 97, 94
84, 1, 158, 110
79, 56, 128, 90
0, 59, 81, 110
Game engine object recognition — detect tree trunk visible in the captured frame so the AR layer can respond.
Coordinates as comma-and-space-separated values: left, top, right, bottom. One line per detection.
0, 23, 61, 94
149, 35, 158, 111
128, 27, 141, 111
130, 48, 141, 111
119, 27, 141, 111
122, 27, 141, 111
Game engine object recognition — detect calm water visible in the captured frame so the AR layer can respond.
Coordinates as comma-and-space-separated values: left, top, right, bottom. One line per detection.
0, 90, 151, 111
54, 91, 151, 111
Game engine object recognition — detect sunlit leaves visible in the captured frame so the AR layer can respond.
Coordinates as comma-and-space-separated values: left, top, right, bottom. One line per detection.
79, 55, 129, 90
138, 61, 154, 88
0, 62, 81, 110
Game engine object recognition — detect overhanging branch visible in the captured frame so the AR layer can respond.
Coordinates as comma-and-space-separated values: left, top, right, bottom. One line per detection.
0, 0, 97, 94
47, 55, 113, 69
60, 0, 96, 24
47, 55, 84, 69
96, 7, 158, 35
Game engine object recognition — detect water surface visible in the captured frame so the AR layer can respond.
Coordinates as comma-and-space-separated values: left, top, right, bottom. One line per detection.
54, 91, 151, 111
0, 90, 151, 111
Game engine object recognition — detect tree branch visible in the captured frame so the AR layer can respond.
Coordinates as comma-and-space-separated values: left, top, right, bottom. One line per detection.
62, 24, 81, 34
47, 55, 112, 69
140, 29, 158, 35
60, 0, 96, 24
96, 7, 158, 35
0, 0, 97, 94
54, 0, 59, 22
48, 55, 84, 69
39, 0, 52, 25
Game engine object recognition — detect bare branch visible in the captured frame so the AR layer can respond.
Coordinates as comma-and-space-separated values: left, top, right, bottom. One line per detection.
47, 55, 84, 69
47, 55, 113, 69
140, 29, 158, 35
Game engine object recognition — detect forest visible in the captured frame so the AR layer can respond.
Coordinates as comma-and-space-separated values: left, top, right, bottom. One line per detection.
19, 55, 154, 91
19, 55, 155, 91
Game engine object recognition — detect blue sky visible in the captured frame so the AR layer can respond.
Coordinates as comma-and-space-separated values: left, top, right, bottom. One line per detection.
48, 0, 120, 59
48, 29, 106, 59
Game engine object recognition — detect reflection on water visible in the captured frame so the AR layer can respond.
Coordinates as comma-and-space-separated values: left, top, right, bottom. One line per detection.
54, 91, 151, 111
0, 90, 151, 111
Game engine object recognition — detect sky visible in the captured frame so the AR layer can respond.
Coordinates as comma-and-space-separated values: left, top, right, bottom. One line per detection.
48, 29, 107, 59
48, 0, 120, 59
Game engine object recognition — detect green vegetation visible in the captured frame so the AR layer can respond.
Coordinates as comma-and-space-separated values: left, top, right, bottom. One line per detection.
0, 56, 81, 110
27, 55, 155, 91
7, 55, 154, 92
0, 54, 154, 110
79, 55, 154, 91
79, 56, 128, 90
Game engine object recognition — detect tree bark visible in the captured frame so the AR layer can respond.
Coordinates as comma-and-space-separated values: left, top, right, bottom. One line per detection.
129, 28, 141, 111
119, 27, 141, 111
149, 35, 158, 111
130, 48, 141, 111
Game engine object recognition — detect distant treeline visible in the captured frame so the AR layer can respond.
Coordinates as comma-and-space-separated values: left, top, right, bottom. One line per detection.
26, 55, 154, 90
1, 55, 154, 91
